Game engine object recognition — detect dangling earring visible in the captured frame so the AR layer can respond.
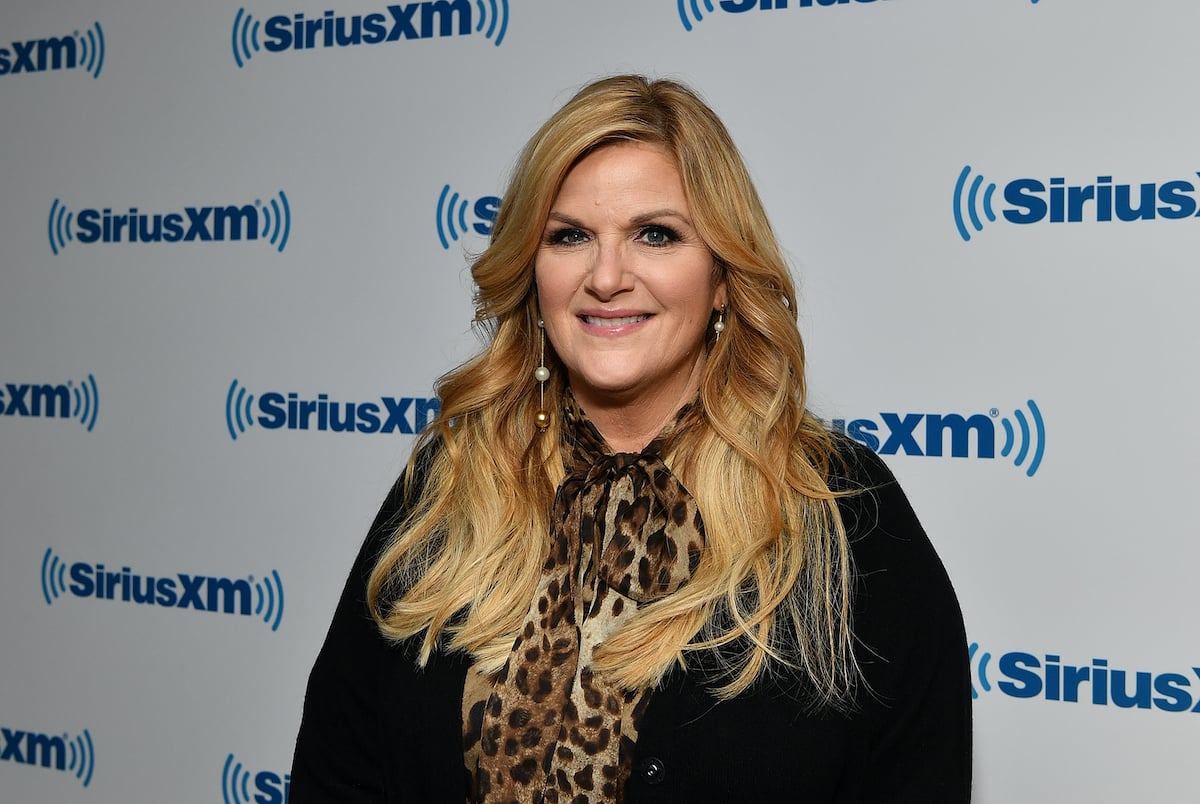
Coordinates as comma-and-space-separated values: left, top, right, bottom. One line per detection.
534, 319, 550, 430
713, 305, 726, 340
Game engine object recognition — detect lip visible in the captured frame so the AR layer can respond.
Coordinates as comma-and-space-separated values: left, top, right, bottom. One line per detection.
576, 310, 653, 336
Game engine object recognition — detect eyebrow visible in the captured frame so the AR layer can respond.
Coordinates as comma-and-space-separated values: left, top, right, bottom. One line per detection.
630, 209, 693, 227
543, 209, 694, 228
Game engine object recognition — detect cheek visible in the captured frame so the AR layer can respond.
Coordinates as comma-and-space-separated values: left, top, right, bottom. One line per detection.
533, 269, 572, 347
660, 274, 719, 320
534, 258, 580, 311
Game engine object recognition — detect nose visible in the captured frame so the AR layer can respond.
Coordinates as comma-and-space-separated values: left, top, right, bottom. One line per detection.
584, 237, 632, 300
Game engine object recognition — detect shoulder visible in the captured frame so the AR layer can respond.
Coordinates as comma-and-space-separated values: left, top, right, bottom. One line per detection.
827, 433, 903, 502
827, 435, 932, 569
830, 433, 955, 593
826, 435, 969, 695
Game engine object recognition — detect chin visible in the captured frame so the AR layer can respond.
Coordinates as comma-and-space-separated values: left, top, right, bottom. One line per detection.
568, 370, 648, 403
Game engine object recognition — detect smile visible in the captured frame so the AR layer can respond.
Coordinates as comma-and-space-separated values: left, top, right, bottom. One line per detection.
580, 314, 650, 328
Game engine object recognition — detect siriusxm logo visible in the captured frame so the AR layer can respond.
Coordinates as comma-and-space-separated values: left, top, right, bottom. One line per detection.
41, 548, 285, 631
222, 753, 289, 804
970, 643, 1200, 715
954, 165, 1200, 242
831, 399, 1045, 477
48, 192, 291, 255
225, 379, 440, 440
232, 1, 509, 67
1, 375, 99, 431
435, 184, 499, 249
677, 0, 890, 32
0, 725, 95, 787
0, 23, 105, 79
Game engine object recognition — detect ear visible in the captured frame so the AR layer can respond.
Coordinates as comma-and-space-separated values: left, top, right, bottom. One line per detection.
713, 280, 728, 313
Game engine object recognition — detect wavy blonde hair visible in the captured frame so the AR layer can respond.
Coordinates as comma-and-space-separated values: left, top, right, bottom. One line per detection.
368, 75, 856, 705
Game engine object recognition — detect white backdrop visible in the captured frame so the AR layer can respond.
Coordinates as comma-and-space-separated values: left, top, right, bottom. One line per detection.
2, 1, 1198, 801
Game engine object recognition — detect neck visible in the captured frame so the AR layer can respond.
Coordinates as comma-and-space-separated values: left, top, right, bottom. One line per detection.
570, 366, 704, 454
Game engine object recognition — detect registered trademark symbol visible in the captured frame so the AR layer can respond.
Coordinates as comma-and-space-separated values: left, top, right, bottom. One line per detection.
989, 408, 999, 417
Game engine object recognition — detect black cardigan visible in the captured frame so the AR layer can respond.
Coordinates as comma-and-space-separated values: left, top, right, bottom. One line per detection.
291, 442, 972, 802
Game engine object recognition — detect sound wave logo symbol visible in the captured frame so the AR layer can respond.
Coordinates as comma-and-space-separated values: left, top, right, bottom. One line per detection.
969, 642, 993, 700
48, 198, 74, 256
991, 399, 1046, 478
67, 729, 96, 787
476, 0, 511, 46
78, 22, 106, 78
259, 190, 292, 253
255, 570, 286, 632
436, 184, 471, 249
953, 165, 998, 242
222, 753, 254, 804
72, 374, 100, 431
41, 548, 68, 605
225, 379, 255, 441
231, 8, 262, 68
677, 0, 716, 31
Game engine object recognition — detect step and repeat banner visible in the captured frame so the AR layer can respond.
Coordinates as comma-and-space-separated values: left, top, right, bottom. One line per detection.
2, 1, 1197, 801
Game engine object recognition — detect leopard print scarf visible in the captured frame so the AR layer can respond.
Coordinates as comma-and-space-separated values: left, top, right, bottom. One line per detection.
464, 396, 706, 803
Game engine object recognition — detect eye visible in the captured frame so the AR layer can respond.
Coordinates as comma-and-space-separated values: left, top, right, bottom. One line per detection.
545, 227, 588, 246
637, 225, 681, 247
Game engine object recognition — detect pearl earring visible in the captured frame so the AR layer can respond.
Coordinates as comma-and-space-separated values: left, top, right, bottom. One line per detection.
534, 319, 550, 430
713, 306, 726, 339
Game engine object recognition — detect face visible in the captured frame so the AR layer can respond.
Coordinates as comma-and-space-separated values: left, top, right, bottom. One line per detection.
535, 141, 726, 420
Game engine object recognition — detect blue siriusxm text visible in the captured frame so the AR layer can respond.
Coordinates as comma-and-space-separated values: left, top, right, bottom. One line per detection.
1007, 175, 1200, 223
266, 4, 469, 48
1, 383, 73, 418
971, 645, 1200, 714
258, 393, 440, 433
78, 206, 257, 242
68, 564, 255, 613
0, 37, 76, 74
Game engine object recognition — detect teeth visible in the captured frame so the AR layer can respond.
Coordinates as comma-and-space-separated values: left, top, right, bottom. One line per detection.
583, 315, 649, 327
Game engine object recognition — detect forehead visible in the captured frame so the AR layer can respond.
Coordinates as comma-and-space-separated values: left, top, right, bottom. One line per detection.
552, 141, 686, 208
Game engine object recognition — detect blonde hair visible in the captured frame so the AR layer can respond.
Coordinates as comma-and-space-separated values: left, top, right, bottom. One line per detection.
368, 75, 856, 705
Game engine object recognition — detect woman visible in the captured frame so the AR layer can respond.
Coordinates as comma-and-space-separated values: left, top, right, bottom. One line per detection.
292, 75, 971, 803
